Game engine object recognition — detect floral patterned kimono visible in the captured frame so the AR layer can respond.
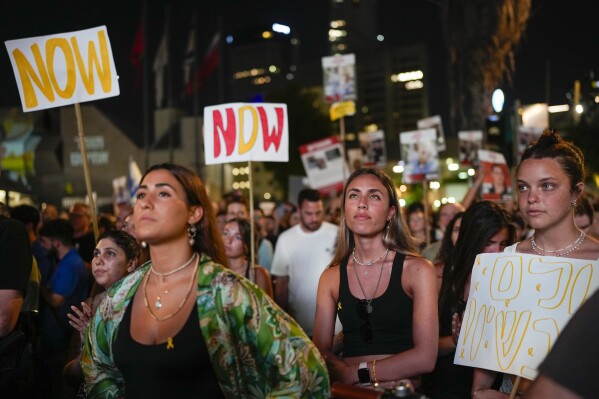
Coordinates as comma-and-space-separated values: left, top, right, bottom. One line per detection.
81, 253, 329, 398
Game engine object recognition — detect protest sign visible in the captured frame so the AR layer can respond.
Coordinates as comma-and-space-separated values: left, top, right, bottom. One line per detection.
299, 136, 348, 191
203, 102, 288, 165
455, 252, 599, 380
359, 130, 387, 167
478, 149, 513, 203
400, 129, 439, 184
458, 130, 483, 167
322, 54, 357, 103
5, 26, 119, 112
417, 115, 446, 151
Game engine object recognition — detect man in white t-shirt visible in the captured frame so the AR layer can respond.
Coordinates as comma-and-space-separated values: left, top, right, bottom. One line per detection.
271, 189, 338, 336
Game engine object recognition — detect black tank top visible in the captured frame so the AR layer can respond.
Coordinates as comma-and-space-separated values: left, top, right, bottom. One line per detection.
114, 300, 224, 398
337, 252, 414, 357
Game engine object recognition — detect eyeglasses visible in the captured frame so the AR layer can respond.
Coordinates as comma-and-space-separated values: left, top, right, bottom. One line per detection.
356, 299, 373, 343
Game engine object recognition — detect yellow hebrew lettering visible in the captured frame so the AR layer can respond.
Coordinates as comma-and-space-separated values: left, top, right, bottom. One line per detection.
46, 38, 76, 99
482, 267, 487, 276
495, 310, 531, 370
536, 283, 541, 292
532, 318, 559, 353
12, 45, 55, 108
238, 105, 258, 154
464, 300, 495, 361
569, 263, 594, 314
531, 259, 572, 310
527, 347, 533, 356
475, 282, 479, 291
490, 256, 522, 303
71, 29, 112, 94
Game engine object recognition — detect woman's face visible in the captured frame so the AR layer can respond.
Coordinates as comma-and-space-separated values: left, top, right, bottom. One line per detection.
222, 221, 246, 259
92, 238, 133, 289
345, 174, 395, 237
516, 158, 580, 230
491, 165, 505, 186
481, 227, 510, 253
134, 169, 202, 246
408, 210, 425, 234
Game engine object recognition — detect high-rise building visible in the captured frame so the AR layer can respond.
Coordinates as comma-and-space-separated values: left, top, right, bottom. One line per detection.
227, 23, 298, 101
327, 0, 429, 160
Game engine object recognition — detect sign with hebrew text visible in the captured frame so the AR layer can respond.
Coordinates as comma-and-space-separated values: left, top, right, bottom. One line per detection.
454, 253, 599, 380
203, 102, 288, 164
5, 26, 119, 112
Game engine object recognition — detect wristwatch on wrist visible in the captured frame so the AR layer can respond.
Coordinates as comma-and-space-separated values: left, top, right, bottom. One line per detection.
357, 362, 371, 384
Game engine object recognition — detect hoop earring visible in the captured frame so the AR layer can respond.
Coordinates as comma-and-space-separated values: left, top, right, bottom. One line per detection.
188, 224, 197, 247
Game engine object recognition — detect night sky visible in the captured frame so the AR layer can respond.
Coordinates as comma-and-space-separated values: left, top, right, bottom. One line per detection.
1, 0, 598, 145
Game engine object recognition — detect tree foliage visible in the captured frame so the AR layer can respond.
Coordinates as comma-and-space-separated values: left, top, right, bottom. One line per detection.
442, 0, 531, 133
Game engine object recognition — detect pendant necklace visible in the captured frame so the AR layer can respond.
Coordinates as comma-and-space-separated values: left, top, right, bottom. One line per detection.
531, 230, 586, 257
352, 249, 390, 314
143, 253, 199, 321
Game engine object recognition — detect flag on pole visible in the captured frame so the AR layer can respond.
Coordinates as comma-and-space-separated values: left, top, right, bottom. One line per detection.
128, 156, 143, 200
130, 17, 144, 88
153, 29, 168, 108
185, 31, 220, 95
183, 28, 195, 89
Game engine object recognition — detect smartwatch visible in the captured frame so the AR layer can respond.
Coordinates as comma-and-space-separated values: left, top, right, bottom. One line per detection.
357, 362, 371, 384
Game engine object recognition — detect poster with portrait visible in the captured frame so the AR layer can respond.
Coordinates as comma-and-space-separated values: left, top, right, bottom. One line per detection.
400, 129, 440, 184
322, 54, 357, 103
517, 126, 543, 159
478, 149, 513, 202
299, 136, 349, 191
455, 252, 599, 380
358, 130, 387, 167
417, 115, 446, 151
347, 148, 364, 172
458, 130, 483, 167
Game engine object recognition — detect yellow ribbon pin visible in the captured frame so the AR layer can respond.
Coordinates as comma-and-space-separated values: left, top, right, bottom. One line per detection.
536, 284, 541, 292
166, 337, 174, 350
460, 349, 465, 359
337, 302, 342, 311
528, 348, 534, 356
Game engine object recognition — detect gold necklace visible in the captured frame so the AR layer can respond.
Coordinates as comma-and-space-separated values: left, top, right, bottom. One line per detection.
150, 253, 197, 282
143, 254, 198, 322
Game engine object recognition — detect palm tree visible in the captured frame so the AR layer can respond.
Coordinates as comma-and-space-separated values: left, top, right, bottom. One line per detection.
442, 0, 531, 133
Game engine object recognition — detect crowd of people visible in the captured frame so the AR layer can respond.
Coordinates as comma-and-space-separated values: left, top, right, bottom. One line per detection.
1, 130, 599, 398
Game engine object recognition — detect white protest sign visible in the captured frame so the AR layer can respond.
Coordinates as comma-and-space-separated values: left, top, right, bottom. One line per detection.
455, 252, 599, 380
203, 103, 288, 165
5, 26, 119, 112
299, 136, 348, 191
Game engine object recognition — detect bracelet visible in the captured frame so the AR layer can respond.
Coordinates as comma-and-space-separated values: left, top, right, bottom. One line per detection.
372, 360, 379, 386
472, 388, 484, 399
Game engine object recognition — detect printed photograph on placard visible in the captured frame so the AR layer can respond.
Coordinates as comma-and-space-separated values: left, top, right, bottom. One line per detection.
478, 149, 513, 203
517, 126, 544, 158
400, 129, 439, 184
358, 130, 387, 167
299, 136, 349, 190
322, 54, 357, 103
346, 148, 364, 172
458, 130, 483, 166
417, 115, 446, 151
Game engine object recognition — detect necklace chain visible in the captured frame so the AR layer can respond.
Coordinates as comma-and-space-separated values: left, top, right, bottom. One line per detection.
143, 254, 199, 322
150, 253, 197, 279
352, 248, 389, 266
531, 230, 586, 257
352, 249, 390, 314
